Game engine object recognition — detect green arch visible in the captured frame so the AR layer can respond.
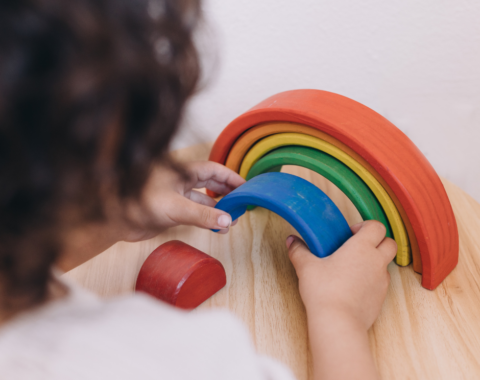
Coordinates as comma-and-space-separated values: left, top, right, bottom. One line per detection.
246, 145, 392, 238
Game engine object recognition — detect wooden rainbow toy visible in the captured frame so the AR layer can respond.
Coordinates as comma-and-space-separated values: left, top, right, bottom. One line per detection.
208, 89, 459, 290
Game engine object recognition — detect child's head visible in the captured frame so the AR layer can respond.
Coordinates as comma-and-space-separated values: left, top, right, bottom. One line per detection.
0, 0, 200, 314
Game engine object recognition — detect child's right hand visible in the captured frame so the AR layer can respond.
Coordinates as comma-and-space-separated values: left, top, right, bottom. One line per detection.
286, 221, 397, 380
287, 220, 397, 330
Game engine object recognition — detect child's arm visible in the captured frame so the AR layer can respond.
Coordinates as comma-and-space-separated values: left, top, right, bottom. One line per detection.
286, 221, 397, 380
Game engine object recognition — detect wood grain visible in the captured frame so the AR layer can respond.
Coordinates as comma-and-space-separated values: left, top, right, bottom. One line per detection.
208, 90, 458, 289
65, 143, 480, 380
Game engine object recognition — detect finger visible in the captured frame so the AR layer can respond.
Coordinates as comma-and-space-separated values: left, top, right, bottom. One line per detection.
287, 235, 316, 273
377, 237, 398, 264
167, 195, 232, 230
350, 221, 365, 234
350, 220, 387, 247
185, 191, 240, 227
187, 190, 217, 208
200, 180, 238, 196
184, 190, 240, 228
187, 161, 246, 195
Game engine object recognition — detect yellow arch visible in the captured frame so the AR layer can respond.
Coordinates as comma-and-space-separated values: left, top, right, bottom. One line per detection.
239, 133, 410, 266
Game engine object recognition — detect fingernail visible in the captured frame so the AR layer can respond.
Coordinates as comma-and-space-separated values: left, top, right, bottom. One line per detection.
217, 214, 231, 228
286, 236, 295, 249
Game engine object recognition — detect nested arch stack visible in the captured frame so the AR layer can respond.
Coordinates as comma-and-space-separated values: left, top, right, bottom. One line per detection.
207, 90, 458, 290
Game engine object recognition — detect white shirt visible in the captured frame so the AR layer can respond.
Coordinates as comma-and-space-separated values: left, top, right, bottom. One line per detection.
0, 275, 296, 380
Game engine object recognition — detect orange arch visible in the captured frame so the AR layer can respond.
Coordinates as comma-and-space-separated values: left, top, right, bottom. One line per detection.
223, 121, 420, 272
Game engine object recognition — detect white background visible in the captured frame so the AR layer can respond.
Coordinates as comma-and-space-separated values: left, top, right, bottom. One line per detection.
173, 0, 480, 202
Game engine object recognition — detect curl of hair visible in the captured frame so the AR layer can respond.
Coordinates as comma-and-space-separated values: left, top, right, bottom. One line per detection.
0, 0, 200, 314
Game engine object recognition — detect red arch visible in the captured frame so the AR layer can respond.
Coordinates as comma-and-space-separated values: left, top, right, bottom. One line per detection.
208, 89, 458, 290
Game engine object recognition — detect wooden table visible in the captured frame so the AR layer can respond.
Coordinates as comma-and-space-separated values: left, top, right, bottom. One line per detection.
65, 143, 480, 380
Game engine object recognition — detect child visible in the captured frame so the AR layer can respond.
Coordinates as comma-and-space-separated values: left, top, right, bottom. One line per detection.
0, 0, 396, 379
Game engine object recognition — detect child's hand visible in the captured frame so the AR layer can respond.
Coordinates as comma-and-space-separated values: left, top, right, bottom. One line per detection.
286, 221, 397, 380
59, 162, 244, 271
121, 161, 246, 242
287, 220, 396, 329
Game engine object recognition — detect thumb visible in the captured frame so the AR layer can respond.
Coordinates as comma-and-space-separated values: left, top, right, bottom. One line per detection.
170, 196, 233, 230
287, 235, 316, 273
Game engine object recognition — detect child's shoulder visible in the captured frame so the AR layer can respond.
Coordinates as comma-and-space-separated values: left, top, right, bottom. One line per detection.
0, 276, 296, 380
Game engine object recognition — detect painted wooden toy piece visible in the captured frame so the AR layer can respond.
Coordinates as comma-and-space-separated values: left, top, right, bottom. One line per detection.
239, 133, 410, 266
135, 240, 226, 309
246, 146, 392, 238
221, 121, 422, 273
208, 90, 458, 290
213, 172, 353, 258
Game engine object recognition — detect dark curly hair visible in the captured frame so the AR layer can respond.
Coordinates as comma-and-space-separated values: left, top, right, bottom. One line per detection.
0, 0, 200, 315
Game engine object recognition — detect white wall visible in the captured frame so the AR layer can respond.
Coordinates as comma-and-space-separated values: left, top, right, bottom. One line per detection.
173, 0, 480, 202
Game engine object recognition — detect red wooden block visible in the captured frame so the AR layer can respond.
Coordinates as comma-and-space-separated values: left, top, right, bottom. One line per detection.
207, 89, 458, 290
135, 240, 226, 309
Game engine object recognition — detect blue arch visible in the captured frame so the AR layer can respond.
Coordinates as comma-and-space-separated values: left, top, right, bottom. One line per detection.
212, 172, 352, 258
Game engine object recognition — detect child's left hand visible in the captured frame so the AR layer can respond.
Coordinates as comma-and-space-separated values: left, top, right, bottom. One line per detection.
120, 161, 246, 242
